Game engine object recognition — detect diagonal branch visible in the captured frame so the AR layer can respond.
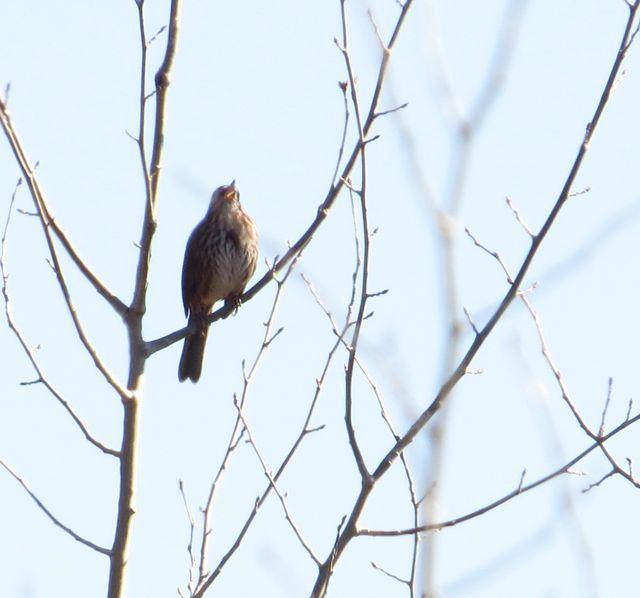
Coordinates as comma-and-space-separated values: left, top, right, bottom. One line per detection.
372, 0, 640, 502
234, 400, 321, 566
310, 2, 640, 595
0, 99, 131, 399
144, 0, 415, 358
0, 182, 118, 455
0, 100, 128, 318
358, 408, 640, 537
192, 256, 302, 597
0, 457, 111, 555
522, 295, 640, 489
194, 258, 295, 589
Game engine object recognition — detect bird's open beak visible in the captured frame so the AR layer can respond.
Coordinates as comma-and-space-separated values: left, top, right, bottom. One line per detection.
223, 180, 238, 200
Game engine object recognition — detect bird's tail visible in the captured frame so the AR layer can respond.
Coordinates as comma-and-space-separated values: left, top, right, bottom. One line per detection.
178, 315, 210, 383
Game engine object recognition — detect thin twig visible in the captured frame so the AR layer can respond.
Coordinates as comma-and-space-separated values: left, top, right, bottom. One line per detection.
506, 195, 535, 238
178, 480, 197, 596
416, 4, 528, 580
357, 408, 640, 536
524, 295, 640, 490
0, 181, 118, 455
371, 561, 409, 587
520, 295, 593, 434
193, 255, 301, 596
0, 98, 130, 399
0, 104, 127, 318
331, 81, 351, 188
131, 0, 182, 317
311, 3, 640, 594
233, 399, 321, 565
338, 0, 371, 482
598, 377, 614, 436
465, 227, 514, 284
0, 457, 110, 555
144, 0, 415, 359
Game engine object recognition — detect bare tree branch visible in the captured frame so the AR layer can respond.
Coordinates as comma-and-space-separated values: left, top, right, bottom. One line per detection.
357, 408, 640, 537
0, 104, 128, 318
0, 100, 131, 398
0, 457, 110, 555
192, 256, 303, 597
337, 0, 371, 482
402, 2, 531, 592
310, 2, 640, 594
0, 181, 119, 455
108, 2, 181, 597
178, 480, 198, 597
130, 0, 180, 316
371, 560, 410, 587
234, 399, 321, 566
144, 0, 415, 358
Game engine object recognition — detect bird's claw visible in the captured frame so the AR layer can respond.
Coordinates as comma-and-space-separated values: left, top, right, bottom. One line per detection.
225, 295, 242, 315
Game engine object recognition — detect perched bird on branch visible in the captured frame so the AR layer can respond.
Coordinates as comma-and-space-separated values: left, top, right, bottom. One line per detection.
178, 181, 258, 383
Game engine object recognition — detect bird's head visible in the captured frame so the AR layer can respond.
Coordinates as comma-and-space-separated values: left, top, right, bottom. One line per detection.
210, 180, 240, 210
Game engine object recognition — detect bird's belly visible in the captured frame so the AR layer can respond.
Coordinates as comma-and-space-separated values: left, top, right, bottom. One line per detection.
203, 248, 253, 303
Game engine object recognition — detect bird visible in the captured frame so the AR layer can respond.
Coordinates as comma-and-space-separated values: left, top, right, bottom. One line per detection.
178, 181, 258, 383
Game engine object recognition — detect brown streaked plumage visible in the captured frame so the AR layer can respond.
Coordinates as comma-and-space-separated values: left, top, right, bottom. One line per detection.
178, 181, 258, 383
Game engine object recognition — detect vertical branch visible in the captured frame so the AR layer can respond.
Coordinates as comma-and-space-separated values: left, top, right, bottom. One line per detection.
311, 1, 640, 595
311, 1, 416, 595
132, 2, 154, 238
418, 3, 528, 594
144, 0, 414, 358
337, 0, 370, 481
130, 0, 180, 316
191, 257, 301, 598
107, 391, 140, 598
108, 2, 181, 597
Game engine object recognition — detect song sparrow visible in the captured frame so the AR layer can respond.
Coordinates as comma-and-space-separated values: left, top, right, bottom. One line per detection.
178, 181, 258, 383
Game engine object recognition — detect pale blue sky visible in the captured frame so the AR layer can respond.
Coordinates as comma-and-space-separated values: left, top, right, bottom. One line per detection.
2, 1, 640, 597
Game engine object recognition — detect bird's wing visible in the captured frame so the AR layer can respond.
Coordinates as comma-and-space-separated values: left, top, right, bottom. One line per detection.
181, 229, 200, 317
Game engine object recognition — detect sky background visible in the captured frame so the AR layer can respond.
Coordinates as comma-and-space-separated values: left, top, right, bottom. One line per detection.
2, 1, 640, 597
